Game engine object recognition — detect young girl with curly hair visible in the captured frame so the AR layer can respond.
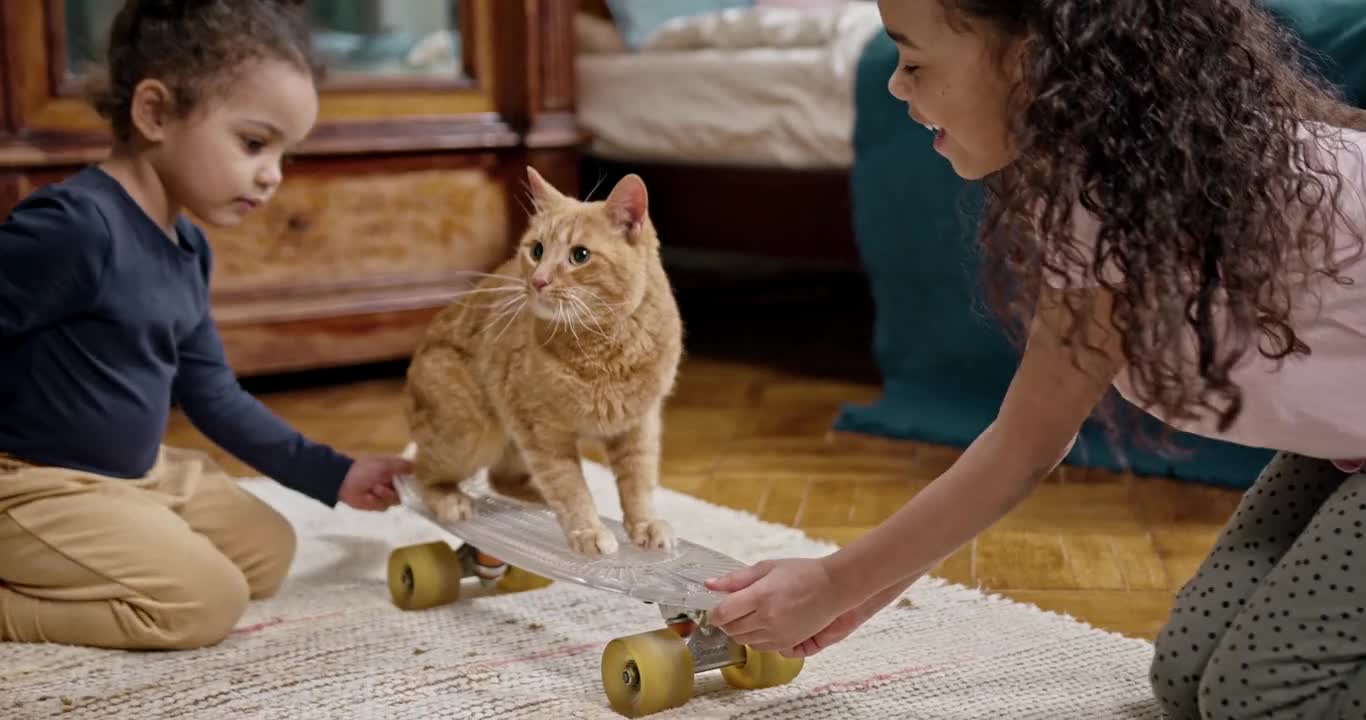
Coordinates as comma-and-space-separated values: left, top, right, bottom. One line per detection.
706, 1, 1366, 715
0, 0, 410, 651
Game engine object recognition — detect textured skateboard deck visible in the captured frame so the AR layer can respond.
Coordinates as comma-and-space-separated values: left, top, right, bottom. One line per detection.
395, 474, 745, 610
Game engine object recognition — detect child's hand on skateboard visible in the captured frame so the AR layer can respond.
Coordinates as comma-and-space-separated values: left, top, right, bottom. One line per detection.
705, 557, 850, 655
339, 456, 411, 511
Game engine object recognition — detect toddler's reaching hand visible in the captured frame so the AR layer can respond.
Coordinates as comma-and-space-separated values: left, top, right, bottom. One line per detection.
338, 456, 409, 511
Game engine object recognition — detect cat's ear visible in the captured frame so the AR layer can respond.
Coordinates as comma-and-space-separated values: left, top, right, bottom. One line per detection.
526, 166, 569, 213
604, 174, 648, 235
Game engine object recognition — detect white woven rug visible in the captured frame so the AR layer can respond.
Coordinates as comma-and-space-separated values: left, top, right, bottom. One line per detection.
3, 463, 1161, 719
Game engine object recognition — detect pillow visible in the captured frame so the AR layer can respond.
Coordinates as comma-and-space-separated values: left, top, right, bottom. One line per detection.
642, 7, 842, 51
575, 12, 628, 54
604, 0, 754, 48
754, 0, 855, 7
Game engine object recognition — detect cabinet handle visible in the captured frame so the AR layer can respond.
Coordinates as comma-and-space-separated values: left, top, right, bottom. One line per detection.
287, 213, 310, 232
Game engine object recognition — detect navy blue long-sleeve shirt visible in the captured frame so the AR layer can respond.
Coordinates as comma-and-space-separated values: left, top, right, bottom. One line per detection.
0, 166, 352, 505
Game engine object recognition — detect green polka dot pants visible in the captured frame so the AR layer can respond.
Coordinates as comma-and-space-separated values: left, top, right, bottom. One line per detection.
1151, 452, 1366, 719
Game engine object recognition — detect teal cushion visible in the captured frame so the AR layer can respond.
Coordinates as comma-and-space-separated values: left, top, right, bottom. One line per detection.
1261, 0, 1366, 104
605, 0, 754, 48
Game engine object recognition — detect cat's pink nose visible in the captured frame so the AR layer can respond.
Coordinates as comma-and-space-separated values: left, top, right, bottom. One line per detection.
532, 276, 551, 291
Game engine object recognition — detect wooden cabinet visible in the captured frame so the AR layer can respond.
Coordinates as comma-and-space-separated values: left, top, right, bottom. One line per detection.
0, 0, 583, 375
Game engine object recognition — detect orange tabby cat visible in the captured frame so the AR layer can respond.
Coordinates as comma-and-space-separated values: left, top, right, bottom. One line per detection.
402, 167, 682, 555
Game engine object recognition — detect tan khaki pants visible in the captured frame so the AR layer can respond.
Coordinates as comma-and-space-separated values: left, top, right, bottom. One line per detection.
0, 446, 296, 650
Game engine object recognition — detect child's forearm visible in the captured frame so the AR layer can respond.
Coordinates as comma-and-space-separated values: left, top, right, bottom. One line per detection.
822, 421, 1056, 605
823, 287, 1122, 608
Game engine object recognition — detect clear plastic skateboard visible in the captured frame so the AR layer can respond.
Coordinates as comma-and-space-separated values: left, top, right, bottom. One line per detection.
388, 474, 804, 717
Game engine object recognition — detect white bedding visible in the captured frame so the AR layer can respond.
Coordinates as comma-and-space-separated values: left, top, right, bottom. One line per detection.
575, 4, 884, 168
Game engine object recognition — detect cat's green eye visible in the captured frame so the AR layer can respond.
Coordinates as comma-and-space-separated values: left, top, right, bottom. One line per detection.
570, 246, 591, 265
531, 242, 544, 261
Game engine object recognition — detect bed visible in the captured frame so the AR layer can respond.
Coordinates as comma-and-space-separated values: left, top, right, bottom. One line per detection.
573, 1, 883, 261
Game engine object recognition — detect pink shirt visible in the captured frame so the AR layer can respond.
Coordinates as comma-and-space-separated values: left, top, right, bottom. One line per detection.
1045, 124, 1366, 470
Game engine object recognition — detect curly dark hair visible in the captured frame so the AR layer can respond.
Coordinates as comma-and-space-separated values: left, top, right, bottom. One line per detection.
87, 0, 319, 143
950, 0, 1366, 433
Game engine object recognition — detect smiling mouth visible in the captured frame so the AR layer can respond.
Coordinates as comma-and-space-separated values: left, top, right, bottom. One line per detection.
908, 112, 944, 135
912, 118, 947, 149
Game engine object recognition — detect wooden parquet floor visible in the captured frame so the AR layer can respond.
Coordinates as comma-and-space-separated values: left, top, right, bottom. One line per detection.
165, 261, 1245, 643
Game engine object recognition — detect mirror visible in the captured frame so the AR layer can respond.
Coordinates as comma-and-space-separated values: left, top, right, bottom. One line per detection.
62, 0, 120, 80
63, 1, 466, 88
308, 0, 465, 84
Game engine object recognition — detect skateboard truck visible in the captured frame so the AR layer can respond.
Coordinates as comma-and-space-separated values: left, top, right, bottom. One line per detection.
464, 543, 508, 586
659, 606, 747, 672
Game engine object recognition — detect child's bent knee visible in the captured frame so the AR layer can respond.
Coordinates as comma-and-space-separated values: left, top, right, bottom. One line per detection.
1150, 616, 1211, 718
244, 505, 296, 600
131, 559, 250, 650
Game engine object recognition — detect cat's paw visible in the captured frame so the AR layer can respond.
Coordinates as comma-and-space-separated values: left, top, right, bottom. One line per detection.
432, 491, 475, 522
626, 518, 675, 551
567, 524, 619, 555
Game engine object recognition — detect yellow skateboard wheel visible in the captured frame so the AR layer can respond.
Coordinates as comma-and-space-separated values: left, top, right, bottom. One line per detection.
601, 628, 694, 717
387, 541, 463, 610
720, 642, 804, 689
496, 566, 554, 593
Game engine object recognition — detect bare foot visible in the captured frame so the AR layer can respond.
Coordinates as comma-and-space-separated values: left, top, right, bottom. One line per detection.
626, 517, 675, 551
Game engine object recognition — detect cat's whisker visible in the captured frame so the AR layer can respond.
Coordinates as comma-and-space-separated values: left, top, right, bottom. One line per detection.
576, 301, 610, 343
458, 296, 525, 308
451, 283, 523, 298
561, 288, 590, 316
560, 289, 614, 341
453, 270, 527, 285
515, 186, 536, 217
564, 298, 588, 356
481, 293, 526, 317
459, 296, 523, 313
478, 307, 518, 337
490, 298, 526, 345
453, 285, 526, 296
568, 293, 610, 339
576, 288, 627, 323
452, 286, 529, 309
541, 302, 564, 347
463, 300, 525, 314
480, 293, 527, 336
576, 286, 629, 310
483, 288, 528, 309
584, 172, 607, 202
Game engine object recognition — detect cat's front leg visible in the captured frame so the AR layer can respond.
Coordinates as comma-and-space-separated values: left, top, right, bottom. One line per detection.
605, 411, 675, 551
519, 438, 619, 555
421, 483, 475, 523
413, 444, 477, 523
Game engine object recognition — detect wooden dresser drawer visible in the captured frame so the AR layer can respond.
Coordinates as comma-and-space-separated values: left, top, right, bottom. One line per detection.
207, 155, 511, 298
203, 154, 519, 375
